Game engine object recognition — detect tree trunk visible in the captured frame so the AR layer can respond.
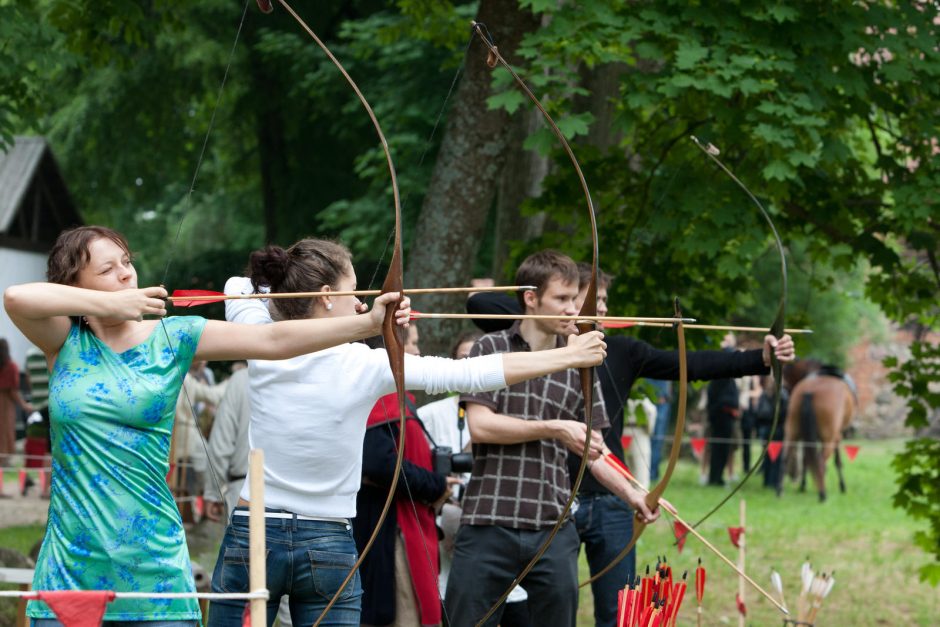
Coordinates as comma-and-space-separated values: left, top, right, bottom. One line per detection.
404, 0, 539, 358
490, 108, 550, 279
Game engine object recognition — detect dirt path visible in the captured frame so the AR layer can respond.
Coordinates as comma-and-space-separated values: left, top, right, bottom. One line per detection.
0, 473, 49, 529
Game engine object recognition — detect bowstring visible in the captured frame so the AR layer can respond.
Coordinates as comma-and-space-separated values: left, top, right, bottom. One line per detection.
364, 35, 473, 291
159, 0, 252, 530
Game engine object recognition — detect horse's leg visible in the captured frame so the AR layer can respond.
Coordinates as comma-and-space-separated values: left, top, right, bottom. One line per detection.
815, 443, 827, 502
835, 445, 846, 493
799, 393, 817, 495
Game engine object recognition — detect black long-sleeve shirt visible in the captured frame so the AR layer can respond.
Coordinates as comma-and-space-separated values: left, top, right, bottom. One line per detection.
466, 292, 770, 494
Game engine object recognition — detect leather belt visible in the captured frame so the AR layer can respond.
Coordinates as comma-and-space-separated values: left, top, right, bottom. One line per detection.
232, 509, 348, 524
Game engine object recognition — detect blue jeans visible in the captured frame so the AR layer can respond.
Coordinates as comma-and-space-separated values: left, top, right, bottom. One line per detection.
649, 402, 672, 482
208, 508, 362, 627
574, 494, 636, 627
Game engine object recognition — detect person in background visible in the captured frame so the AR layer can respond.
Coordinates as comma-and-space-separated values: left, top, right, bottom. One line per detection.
171, 363, 226, 521
203, 364, 250, 521
0, 338, 34, 467
706, 333, 741, 486
648, 380, 672, 482
756, 374, 788, 489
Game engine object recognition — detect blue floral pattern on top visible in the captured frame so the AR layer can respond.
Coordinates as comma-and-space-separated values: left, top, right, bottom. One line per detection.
27, 316, 207, 622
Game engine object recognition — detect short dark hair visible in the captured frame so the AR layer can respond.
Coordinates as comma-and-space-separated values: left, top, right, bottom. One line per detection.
47, 226, 132, 286
451, 330, 482, 359
514, 250, 578, 310
576, 262, 612, 290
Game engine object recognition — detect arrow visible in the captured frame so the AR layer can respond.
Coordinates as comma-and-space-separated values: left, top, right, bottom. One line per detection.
410, 312, 696, 323
167, 284, 536, 307
603, 321, 812, 334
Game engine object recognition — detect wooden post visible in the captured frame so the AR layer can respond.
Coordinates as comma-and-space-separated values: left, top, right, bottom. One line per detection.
738, 499, 746, 627
248, 450, 266, 627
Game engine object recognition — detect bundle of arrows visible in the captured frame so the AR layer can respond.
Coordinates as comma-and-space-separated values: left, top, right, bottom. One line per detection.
616, 558, 689, 627
776, 559, 836, 626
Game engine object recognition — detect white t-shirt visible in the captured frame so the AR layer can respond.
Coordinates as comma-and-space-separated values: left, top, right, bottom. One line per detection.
224, 276, 506, 518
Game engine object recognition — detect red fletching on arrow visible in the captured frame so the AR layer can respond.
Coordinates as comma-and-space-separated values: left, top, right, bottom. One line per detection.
736, 593, 747, 616
674, 520, 689, 553
767, 440, 783, 462
170, 289, 226, 307
605, 453, 629, 475
667, 582, 687, 624
621, 434, 633, 450
727, 526, 744, 548
603, 321, 636, 329
695, 559, 706, 605
844, 444, 860, 461
690, 437, 706, 458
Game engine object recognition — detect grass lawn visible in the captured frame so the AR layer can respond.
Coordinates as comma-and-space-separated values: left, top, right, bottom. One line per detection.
2, 440, 937, 625
576, 438, 939, 625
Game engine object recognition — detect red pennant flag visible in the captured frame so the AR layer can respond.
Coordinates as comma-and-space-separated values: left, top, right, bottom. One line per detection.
621, 435, 632, 451
844, 444, 860, 461
690, 438, 706, 458
39, 470, 48, 493
727, 526, 744, 548
36, 591, 116, 627
18, 469, 27, 494
166, 463, 176, 483
736, 593, 747, 617
767, 441, 783, 462
196, 496, 205, 517
674, 520, 690, 553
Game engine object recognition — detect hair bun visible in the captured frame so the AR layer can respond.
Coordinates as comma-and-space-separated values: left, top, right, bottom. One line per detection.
248, 245, 290, 292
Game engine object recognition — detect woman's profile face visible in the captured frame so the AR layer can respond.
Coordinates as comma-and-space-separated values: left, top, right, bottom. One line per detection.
326, 268, 361, 317
74, 237, 138, 292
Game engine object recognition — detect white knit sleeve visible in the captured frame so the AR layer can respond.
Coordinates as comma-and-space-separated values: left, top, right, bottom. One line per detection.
224, 276, 272, 325
401, 353, 506, 395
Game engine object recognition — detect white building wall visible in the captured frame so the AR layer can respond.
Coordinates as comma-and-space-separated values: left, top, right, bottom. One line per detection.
0, 248, 48, 366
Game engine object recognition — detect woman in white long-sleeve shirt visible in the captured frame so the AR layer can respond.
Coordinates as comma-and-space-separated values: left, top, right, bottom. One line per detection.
207, 238, 607, 627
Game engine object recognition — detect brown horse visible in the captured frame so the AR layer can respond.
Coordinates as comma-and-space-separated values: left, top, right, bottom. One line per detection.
780, 364, 857, 502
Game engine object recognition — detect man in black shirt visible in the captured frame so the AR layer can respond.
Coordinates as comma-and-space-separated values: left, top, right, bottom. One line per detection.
466, 266, 795, 627
706, 334, 743, 486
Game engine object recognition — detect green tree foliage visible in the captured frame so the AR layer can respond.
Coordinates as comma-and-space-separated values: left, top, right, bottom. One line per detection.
498, 0, 939, 579
3, 0, 938, 579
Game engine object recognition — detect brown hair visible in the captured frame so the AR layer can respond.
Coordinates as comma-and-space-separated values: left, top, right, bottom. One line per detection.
0, 338, 9, 369
576, 262, 612, 291
514, 250, 579, 309
47, 226, 132, 286
248, 238, 353, 321
451, 330, 482, 359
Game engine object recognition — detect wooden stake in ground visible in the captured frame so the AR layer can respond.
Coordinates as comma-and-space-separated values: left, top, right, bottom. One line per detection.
248, 450, 266, 627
